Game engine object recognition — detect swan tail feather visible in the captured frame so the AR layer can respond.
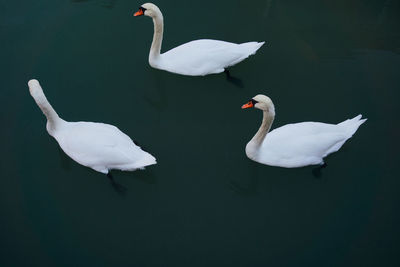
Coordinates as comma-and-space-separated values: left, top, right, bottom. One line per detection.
239, 41, 265, 55
322, 115, 366, 158
338, 114, 367, 136
133, 154, 157, 170
226, 41, 265, 67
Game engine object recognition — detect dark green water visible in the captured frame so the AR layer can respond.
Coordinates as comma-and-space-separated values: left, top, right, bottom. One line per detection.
1, 0, 399, 266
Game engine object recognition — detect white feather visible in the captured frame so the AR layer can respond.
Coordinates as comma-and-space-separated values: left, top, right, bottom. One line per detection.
137, 3, 265, 76
28, 79, 156, 174
244, 95, 366, 168
158, 40, 265, 76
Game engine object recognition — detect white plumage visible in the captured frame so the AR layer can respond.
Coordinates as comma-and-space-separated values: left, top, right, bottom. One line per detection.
28, 79, 156, 174
242, 95, 366, 168
134, 3, 265, 76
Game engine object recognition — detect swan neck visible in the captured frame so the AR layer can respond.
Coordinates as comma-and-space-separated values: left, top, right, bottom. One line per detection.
251, 110, 274, 147
33, 90, 63, 132
149, 14, 164, 60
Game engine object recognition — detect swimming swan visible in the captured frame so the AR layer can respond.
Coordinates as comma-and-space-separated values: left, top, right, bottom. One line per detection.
28, 79, 156, 175
134, 3, 265, 76
242, 94, 366, 168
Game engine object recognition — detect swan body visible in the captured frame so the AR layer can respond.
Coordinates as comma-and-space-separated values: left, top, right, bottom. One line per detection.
134, 3, 265, 76
28, 79, 156, 174
242, 95, 366, 168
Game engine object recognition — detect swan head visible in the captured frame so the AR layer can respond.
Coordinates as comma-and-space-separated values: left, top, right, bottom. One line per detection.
28, 79, 44, 99
134, 3, 162, 18
242, 94, 275, 115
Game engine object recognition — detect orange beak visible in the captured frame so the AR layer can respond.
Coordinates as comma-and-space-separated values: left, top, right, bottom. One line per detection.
134, 9, 144, 16
241, 101, 254, 109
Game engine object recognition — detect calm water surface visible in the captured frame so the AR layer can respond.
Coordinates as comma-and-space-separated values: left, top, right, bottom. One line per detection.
1, 0, 399, 266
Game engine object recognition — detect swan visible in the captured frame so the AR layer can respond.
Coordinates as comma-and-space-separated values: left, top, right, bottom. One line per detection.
28, 79, 157, 176
133, 3, 265, 76
242, 94, 366, 168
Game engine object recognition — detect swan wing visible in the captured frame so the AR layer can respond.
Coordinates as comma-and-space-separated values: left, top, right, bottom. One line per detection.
55, 122, 155, 172
258, 122, 352, 167
159, 39, 264, 75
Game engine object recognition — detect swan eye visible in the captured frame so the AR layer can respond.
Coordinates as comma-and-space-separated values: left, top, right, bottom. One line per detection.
251, 99, 257, 105
140, 7, 146, 12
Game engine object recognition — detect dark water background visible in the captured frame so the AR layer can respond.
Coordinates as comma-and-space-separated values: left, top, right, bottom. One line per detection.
1, 0, 399, 266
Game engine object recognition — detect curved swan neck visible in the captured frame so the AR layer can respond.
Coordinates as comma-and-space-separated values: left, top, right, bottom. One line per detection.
251, 110, 274, 147
149, 13, 164, 61
30, 85, 63, 132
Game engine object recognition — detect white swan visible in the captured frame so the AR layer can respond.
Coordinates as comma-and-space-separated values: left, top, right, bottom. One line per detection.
242, 95, 366, 168
28, 79, 156, 175
134, 3, 265, 76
